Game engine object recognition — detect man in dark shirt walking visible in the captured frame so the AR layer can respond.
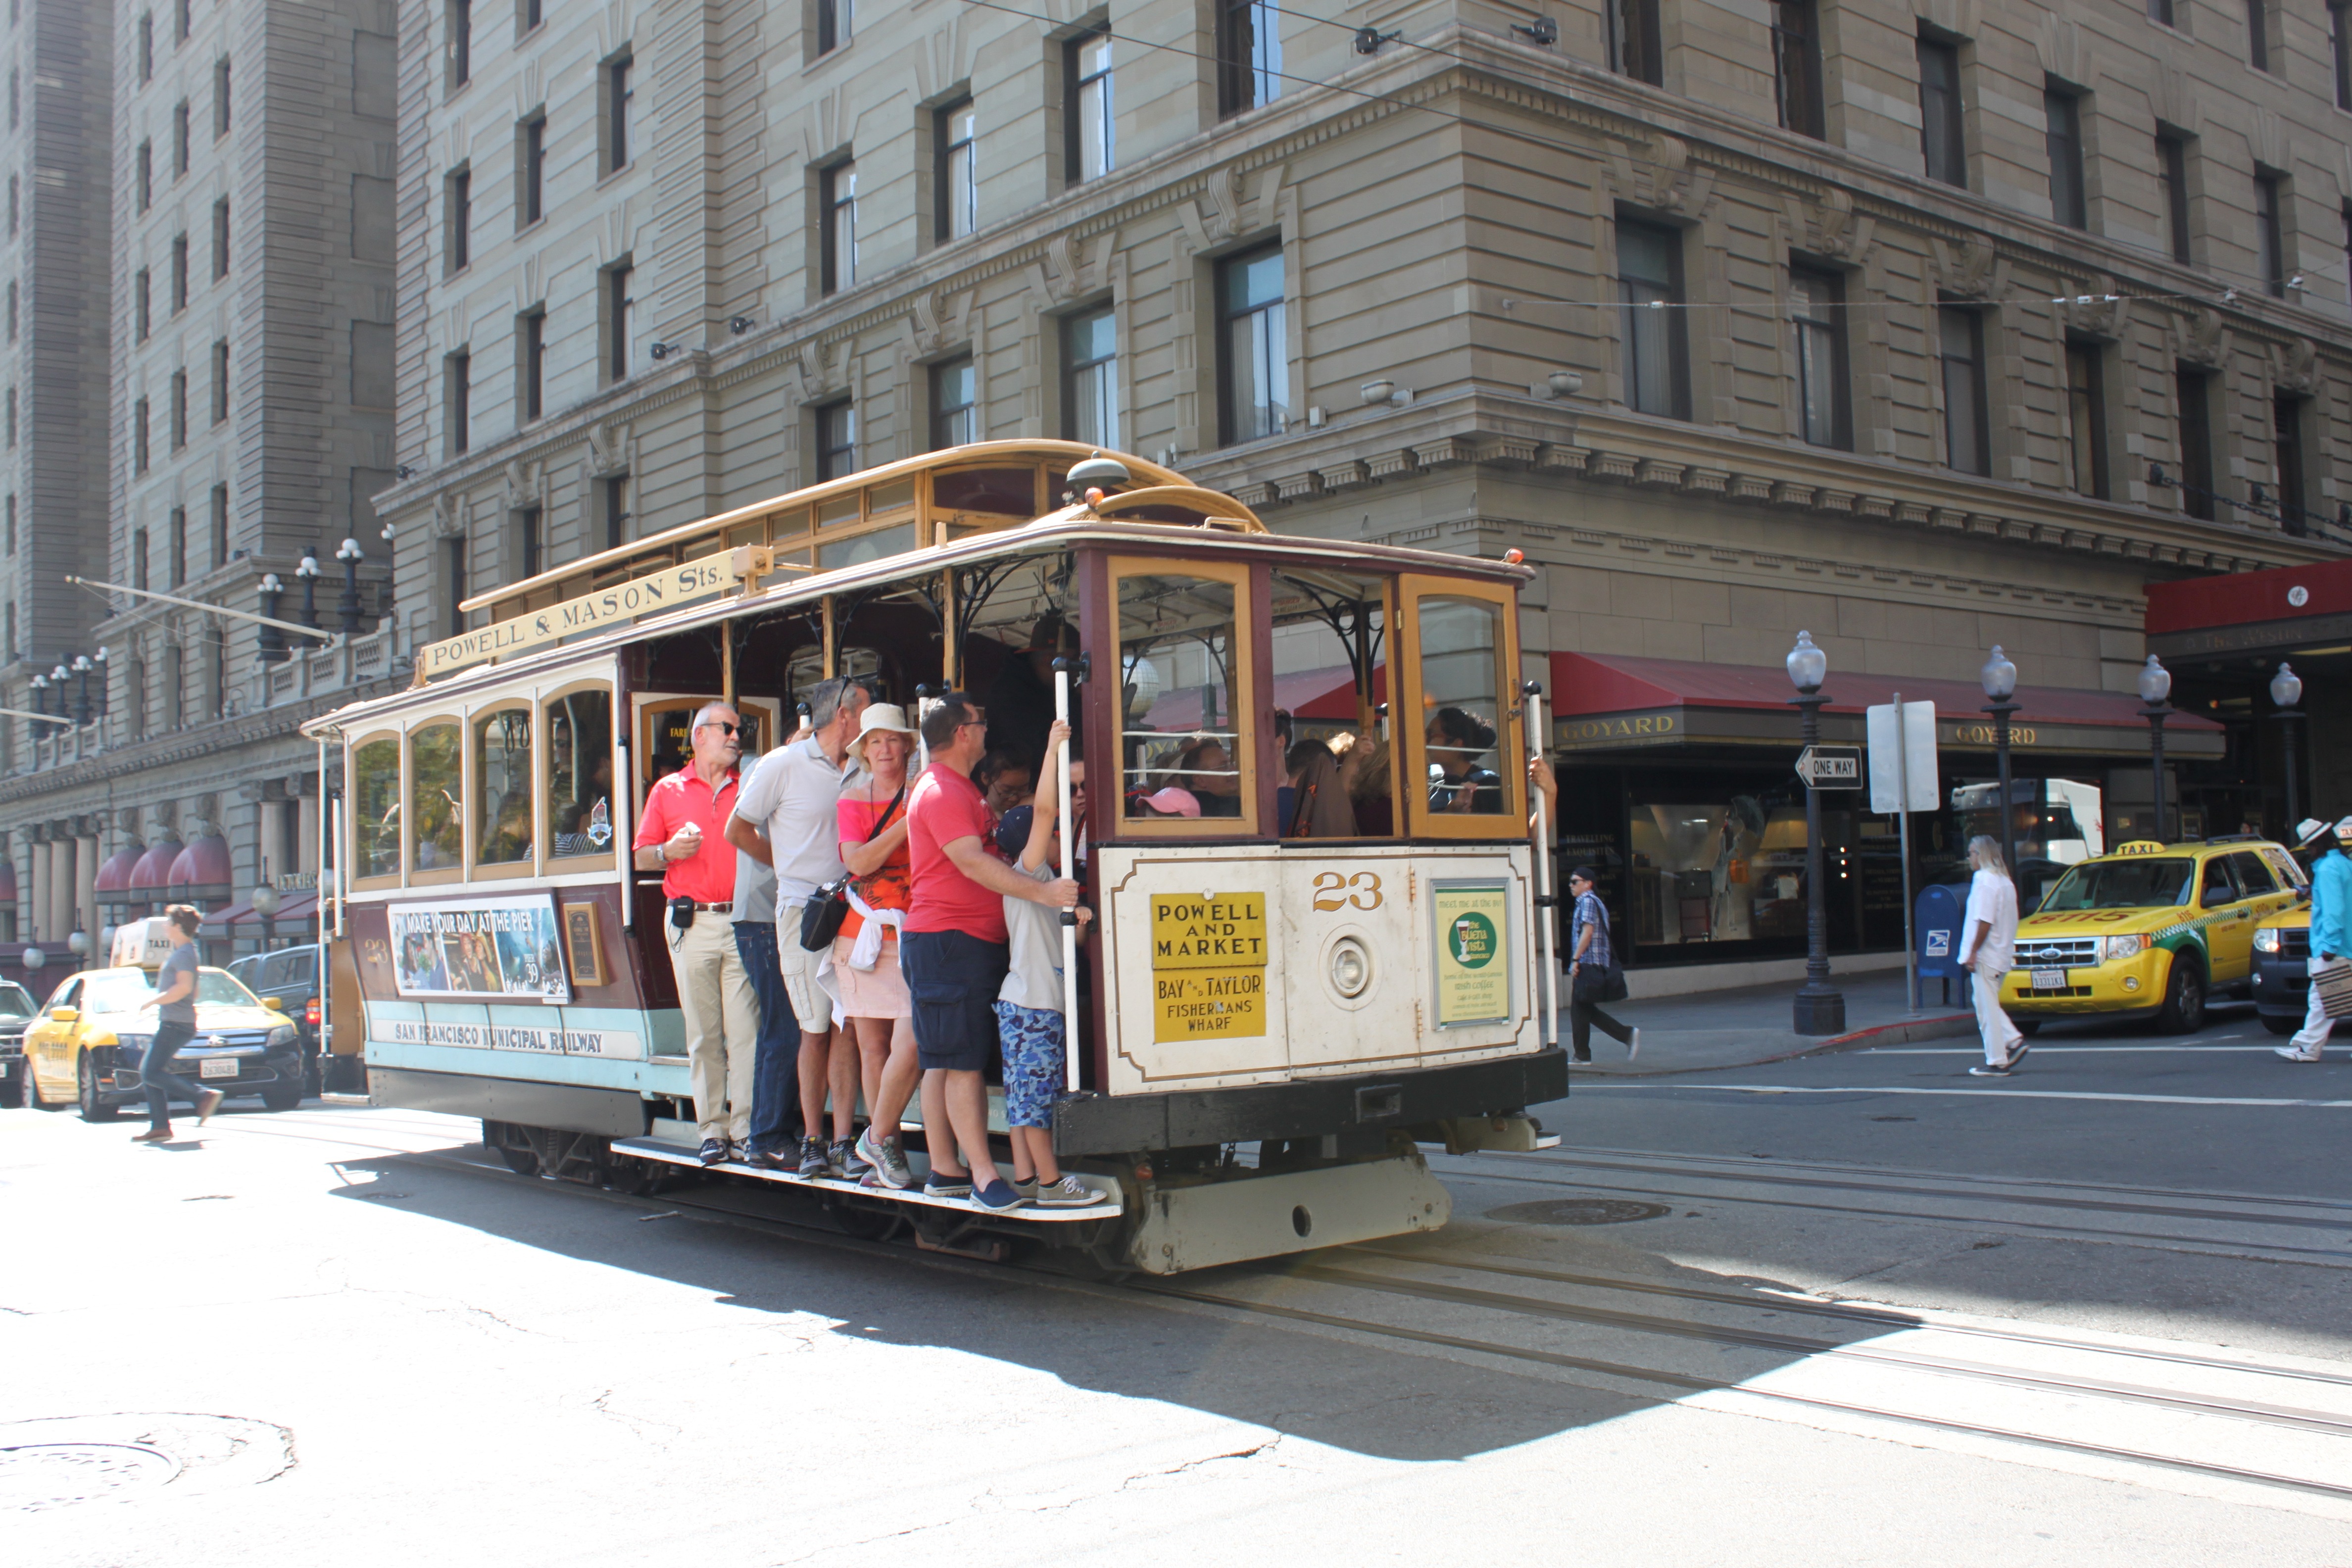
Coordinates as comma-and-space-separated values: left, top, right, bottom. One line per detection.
131, 905, 223, 1142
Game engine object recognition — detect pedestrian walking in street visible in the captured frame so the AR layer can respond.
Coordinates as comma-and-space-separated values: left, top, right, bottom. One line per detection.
2276, 815, 2352, 1064
129, 905, 223, 1143
1960, 834, 2027, 1077
901, 692, 1079, 1211
1567, 867, 1638, 1064
835, 703, 920, 1189
727, 677, 868, 1177
632, 701, 759, 1164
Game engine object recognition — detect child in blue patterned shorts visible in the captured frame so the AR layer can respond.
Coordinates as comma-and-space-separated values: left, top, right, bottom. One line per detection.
991, 719, 1104, 1208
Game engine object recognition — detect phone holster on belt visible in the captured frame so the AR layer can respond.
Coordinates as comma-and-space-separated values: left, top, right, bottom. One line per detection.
668, 894, 696, 930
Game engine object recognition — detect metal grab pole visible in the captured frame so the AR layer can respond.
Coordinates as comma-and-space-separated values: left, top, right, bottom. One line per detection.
1053, 659, 1078, 1092
1894, 692, 1915, 1012
1522, 680, 1560, 1049
330, 793, 346, 939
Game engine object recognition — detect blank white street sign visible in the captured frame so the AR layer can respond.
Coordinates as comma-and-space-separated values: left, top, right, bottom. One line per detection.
1867, 700, 1939, 814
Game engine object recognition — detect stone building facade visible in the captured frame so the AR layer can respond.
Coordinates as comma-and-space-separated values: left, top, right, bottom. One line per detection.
0, 0, 401, 971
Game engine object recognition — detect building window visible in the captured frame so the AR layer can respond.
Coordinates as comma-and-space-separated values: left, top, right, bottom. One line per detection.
1917, 35, 1966, 189
815, 401, 856, 481
2045, 86, 2086, 229
1616, 219, 1687, 420
930, 357, 977, 449
2175, 365, 2214, 520
174, 0, 189, 44
2064, 341, 2108, 498
169, 369, 186, 448
444, 538, 467, 639
170, 234, 188, 311
3, 386, 12, 448
1937, 304, 1990, 475
169, 506, 186, 587
135, 269, 150, 340
605, 264, 633, 381
602, 472, 631, 551
173, 99, 189, 177
136, 141, 151, 212
213, 56, 230, 136
211, 198, 229, 279
2157, 133, 2193, 265
1771, 0, 1823, 139
2343, 205, 2352, 308
4, 494, 12, 555
448, 0, 470, 88
518, 505, 542, 578
133, 528, 149, 590
520, 0, 542, 34
2255, 169, 2288, 296
1217, 245, 1290, 444
1608, 0, 1663, 86
2273, 394, 2308, 535
518, 115, 545, 228
2148, 0, 2174, 24
3, 281, 12, 343
8, 69, 17, 131
936, 99, 978, 243
6, 176, 14, 237
818, 0, 852, 54
446, 350, 470, 455
1067, 27, 1113, 184
1062, 305, 1118, 448
820, 161, 856, 294
445, 169, 470, 273
139, 11, 152, 81
210, 483, 228, 566
2335, 2, 2352, 112
518, 307, 544, 421
2247, 0, 2272, 72
1789, 267, 1848, 449
210, 339, 228, 424
606, 55, 634, 173
1218, 0, 1282, 116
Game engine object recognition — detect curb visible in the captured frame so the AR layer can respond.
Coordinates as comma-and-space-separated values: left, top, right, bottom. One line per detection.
1571, 1011, 1976, 1078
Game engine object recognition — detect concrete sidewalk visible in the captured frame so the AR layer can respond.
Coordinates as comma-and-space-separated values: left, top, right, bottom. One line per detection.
1554, 968, 1973, 1077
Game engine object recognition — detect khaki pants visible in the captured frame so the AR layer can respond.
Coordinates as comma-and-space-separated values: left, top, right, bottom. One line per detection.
667, 911, 758, 1141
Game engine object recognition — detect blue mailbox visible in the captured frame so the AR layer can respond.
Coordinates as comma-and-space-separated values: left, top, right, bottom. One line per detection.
1915, 882, 1970, 1008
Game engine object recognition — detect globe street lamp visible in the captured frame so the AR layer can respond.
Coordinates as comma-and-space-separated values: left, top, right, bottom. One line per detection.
295, 550, 322, 630
251, 879, 281, 952
30, 672, 48, 717
258, 573, 287, 663
1785, 631, 1845, 1035
335, 538, 365, 635
2137, 655, 2174, 843
1979, 645, 2020, 881
70, 654, 95, 728
2269, 662, 2304, 830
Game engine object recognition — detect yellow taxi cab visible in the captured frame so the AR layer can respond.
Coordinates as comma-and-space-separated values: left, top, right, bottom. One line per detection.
20, 918, 307, 1120
2003, 836, 2309, 1035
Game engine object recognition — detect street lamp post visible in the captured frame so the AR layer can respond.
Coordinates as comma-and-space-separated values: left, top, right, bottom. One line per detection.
1979, 645, 2020, 880
1785, 631, 1846, 1035
71, 655, 94, 728
2269, 663, 2304, 831
295, 550, 322, 630
335, 538, 365, 635
30, 672, 48, 717
91, 646, 108, 717
251, 880, 281, 954
2138, 656, 2174, 843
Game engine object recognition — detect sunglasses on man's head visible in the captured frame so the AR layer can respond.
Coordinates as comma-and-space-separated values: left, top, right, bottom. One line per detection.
698, 720, 740, 735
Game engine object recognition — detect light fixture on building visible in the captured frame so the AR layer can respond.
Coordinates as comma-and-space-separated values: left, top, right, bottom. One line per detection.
1535, 370, 1583, 399
1783, 631, 1842, 1036
295, 550, 322, 630
2270, 662, 2305, 828
1359, 379, 1414, 407
335, 538, 366, 636
2137, 656, 2174, 843
70, 654, 95, 727
1979, 644, 2021, 881
1511, 15, 1559, 44
728, 317, 755, 336
649, 342, 680, 360
395, 464, 416, 480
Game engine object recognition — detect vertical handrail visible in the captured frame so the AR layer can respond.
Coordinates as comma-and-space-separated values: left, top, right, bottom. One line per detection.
1522, 679, 1559, 1048
1054, 658, 1078, 1091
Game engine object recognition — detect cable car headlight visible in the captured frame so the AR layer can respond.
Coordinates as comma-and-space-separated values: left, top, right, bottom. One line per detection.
1329, 936, 1372, 998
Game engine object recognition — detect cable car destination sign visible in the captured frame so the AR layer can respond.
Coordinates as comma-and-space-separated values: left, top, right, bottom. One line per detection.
1151, 892, 1268, 1042
418, 545, 772, 680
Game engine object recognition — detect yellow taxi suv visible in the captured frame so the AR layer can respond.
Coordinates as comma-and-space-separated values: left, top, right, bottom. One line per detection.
21, 963, 307, 1121
2003, 837, 2309, 1036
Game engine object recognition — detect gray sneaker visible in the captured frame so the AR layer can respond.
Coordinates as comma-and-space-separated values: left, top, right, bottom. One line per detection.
1013, 1174, 1039, 1201
829, 1137, 866, 1180
857, 1127, 913, 1189
794, 1136, 830, 1179
1032, 1174, 1106, 1208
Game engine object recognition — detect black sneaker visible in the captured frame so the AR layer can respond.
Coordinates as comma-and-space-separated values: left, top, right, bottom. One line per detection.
698, 1137, 730, 1165
794, 1136, 829, 1179
1967, 1061, 2011, 1077
2007, 1044, 2031, 1071
924, 1171, 973, 1199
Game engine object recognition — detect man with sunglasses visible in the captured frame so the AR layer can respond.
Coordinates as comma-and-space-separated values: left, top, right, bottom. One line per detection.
634, 700, 757, 1165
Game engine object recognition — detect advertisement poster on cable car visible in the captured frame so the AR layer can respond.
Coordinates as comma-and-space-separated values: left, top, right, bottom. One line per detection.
387, 893, 573, 1003
1432, 881, 1512, 1027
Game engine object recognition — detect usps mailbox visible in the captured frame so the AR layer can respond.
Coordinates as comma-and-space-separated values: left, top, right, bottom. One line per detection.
1914, 882, 1969, 1008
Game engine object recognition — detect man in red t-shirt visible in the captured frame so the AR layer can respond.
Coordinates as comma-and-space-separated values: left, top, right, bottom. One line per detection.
632, 700, 757, 1165
902, 691, 1077, 1211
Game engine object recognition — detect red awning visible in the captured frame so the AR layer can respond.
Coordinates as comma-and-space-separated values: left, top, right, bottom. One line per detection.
168, 835, 232, 891
204, 892, 319, 930
1549, 651, 2224, 758
93, 845, 143, 894
2145, 557, 2352, 637
129, 839, 182, 891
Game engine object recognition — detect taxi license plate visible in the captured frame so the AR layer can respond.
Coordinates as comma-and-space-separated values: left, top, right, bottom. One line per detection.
2031, 968, 2067, 992
198, 1056, 240, 1079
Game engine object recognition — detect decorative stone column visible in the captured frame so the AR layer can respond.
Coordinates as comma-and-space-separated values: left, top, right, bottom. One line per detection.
28, 837, 49, 945
75, 828, 99, 947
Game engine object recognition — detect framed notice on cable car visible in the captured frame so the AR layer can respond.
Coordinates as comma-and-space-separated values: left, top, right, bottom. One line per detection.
1431, 880, 1512, 1027
387, 891, 573, 1003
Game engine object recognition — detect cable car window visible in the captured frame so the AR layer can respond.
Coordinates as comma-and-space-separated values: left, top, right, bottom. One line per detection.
473, 705, 533, 867
818, 522, 914, 570
932, 467, 1037, 517
1269, 569, 1393, 837
545, 688, 614, 858
409, 720, 463, 872
869, 477, 916, 513
1415, 596, 1515, 819
1116, 562, 1251, 829
351, 734, 400, 879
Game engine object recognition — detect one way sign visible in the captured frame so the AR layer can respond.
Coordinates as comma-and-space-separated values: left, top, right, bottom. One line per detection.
1796, 745, 1863, 788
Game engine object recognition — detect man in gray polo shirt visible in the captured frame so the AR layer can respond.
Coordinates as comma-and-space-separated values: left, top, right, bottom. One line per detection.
130, 905, 224, 1142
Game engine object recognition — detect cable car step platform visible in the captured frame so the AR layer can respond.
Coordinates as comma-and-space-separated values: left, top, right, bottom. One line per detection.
613, 1137, 1123, 1221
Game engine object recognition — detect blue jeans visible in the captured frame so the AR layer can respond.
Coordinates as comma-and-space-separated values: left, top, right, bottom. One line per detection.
732, 921, 800, 1154
142, 1021, 201, 1131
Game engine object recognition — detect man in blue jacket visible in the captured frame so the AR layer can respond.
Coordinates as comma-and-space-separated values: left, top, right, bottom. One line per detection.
2278, 816, 2352, 1063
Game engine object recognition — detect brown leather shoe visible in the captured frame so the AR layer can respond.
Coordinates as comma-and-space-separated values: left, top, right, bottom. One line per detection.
131, 1127, 173, 1143
196, 1088, 225, 1125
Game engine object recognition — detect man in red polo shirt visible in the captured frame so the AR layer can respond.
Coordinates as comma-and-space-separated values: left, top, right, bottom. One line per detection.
902, 691, 1078, 1211
633, 700, 758, 1164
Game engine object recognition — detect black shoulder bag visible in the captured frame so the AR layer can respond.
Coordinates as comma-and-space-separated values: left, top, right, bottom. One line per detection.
799, 783, 906, 952
1570, 897, 1629, 1004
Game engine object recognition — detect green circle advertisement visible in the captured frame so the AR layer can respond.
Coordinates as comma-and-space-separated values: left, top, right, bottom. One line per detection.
1450, 912, 1498, 969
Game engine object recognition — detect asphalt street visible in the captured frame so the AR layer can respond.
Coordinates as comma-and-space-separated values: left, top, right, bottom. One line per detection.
4, 995, 2349, 1567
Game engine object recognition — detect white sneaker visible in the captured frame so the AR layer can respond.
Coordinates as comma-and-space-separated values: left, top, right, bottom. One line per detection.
2274, 1046, 2323, 1063
1626, 1028, 1640, 1062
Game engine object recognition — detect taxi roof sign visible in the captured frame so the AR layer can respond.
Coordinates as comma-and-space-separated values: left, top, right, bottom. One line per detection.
2111, 840, 2171, 856
108, 916, 178, 970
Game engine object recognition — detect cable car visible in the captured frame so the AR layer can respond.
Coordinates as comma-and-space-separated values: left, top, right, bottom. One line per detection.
305, 443, 1567, 1273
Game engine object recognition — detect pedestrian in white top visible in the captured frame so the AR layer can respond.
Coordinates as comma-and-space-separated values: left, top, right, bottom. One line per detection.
1958, 833, 2028, 1076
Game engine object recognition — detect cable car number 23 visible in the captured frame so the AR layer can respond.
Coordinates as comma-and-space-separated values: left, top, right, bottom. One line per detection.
1312, 871, 1384, 912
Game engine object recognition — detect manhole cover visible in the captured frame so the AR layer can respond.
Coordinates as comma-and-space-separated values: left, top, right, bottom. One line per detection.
0, 1443, 180, 1510
1485, 1198, 1671, 1226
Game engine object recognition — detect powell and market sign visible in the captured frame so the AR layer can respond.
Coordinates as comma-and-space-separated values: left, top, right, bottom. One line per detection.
419, 547, 754, 680
1553, 705, 2222, 758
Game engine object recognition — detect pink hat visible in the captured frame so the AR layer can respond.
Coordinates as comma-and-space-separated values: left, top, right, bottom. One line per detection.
1137, 786, 1201, 818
